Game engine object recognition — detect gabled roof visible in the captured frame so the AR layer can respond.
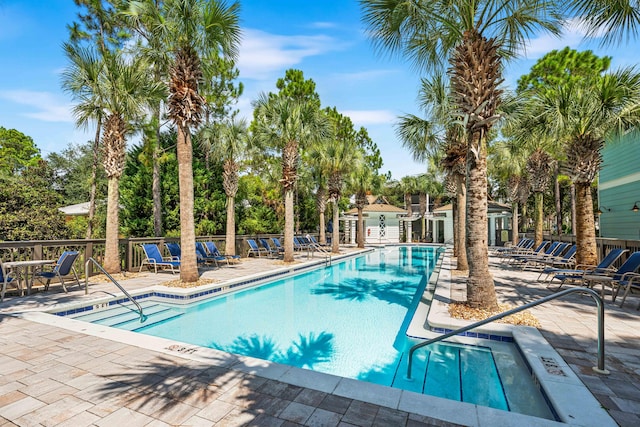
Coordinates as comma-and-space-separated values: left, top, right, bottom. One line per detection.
58, 202, 91, 216
345, 203, 407, 215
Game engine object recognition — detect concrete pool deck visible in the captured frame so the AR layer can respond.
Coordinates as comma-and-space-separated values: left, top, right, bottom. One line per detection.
1, 246, 639, 426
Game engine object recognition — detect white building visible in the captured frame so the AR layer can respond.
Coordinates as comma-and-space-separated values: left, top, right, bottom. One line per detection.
343, 200, 407, 244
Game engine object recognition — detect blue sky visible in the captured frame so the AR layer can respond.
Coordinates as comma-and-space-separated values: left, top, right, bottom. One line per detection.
1, 1, 638, 179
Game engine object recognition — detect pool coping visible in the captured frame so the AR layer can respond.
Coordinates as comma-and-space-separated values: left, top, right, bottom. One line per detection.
408, 246, 616, 427
11, 245, 603, 426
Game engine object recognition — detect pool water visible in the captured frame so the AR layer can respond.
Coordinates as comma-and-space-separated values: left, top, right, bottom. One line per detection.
69, 246, 554, 419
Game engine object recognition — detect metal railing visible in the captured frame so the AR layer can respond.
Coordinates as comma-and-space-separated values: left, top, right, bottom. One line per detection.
84, 257, 147, 323
406, 287, 608, 380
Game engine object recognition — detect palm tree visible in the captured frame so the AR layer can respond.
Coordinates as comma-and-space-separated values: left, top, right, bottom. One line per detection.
399, 176, 419, 242
397, 74, 468, 268
321, 108, 359, 253
361, 0, 566, 309
122, 0, 174, 237
489, 138, 529, 246
163, 0, 241, 282
204, 118, 247, 256
347, 160, 377, 248
60, 42, 105, 240
529, 68, 640, 265
100, 52, 165, 273
252, 93, 329, 262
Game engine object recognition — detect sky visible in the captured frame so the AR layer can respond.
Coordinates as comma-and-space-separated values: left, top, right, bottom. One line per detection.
1, 1, 639, 180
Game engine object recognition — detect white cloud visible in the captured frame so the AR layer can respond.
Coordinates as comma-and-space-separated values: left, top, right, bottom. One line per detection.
331, 69, 398, 81
520, 18, 594, 60
309, 22, 337, 29
0, 90, 73, 122
238, 28, 340, 80
341, 110, 396, 126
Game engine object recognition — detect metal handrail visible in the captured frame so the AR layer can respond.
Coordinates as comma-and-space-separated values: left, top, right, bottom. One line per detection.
85, 258, 147, 323
406, 287, 608, 380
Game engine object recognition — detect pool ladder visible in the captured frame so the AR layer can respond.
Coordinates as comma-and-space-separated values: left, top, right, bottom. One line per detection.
406, 287, 608, 380
84, 258, 147, 323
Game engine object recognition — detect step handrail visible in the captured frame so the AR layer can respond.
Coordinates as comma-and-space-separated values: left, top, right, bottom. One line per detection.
85, 258, 147, 323
406, 287, 607, 379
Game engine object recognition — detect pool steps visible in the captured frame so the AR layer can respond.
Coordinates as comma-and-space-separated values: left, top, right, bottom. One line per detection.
69, 300, 183, 331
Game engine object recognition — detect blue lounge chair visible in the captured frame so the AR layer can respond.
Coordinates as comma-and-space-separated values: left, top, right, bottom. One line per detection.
512, 242, 567, 268
504, 241, 549, 264
536, 245, 577, 280
139, 244, 180, 274
270, 237, 285, 253
547, 248, 628, 289
166, 242, 205, 264
205, 241, 241, 263
247, 239, 267, 257
0, 263, 17, 301
196, 242, 227, 266
583, 251, 640, 304
33, 251, 80, 292
259, 238, 280, 258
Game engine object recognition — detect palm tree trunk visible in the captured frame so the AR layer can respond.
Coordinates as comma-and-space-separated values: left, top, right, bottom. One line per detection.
152, 111, 162, 237
332, 202, 339, 254
177, 127, 199, 282
571, 183, 577, 235
534, 192, 543, 247
555, 172, 562, 236
226, 195, 236, 255
465, 132, 497, 310
575, 183, 598, 266
357, 208, 364, 248
319, 210, 326, 244
284, 189, 295, 262
85, 118, 101, 240
103, 177, 120, 273
511, 202, 519, 245
455, 173, 468, 270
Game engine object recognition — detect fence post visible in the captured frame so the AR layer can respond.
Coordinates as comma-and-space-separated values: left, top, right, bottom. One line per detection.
33, 243, 43, 260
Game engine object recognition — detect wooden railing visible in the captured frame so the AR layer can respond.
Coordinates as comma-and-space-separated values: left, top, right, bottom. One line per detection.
0, 234, 294, 275
537, 234, 640, 267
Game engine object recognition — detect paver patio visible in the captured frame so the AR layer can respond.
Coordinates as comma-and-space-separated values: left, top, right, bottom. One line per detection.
1, 246, 639, 426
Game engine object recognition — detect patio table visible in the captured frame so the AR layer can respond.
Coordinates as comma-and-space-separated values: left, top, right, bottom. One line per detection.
1, 259, 55, 301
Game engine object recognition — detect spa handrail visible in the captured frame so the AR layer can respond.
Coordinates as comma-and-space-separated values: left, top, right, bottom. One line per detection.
406, 287, 607, 379
84, 257, 147, 322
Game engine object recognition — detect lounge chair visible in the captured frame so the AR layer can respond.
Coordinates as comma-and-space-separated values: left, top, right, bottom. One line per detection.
259, 238, 280, 258
293, 236, 311, 251
139, 244, 180, 274
494, 237, 532, 255
205, 241, 241, 263
583, 251, 640, 302
547, 248, 628, 289
196, 242, 228, 266
247, 239, 267, 257
536, 245, 577, 280
165, 242, 205, 264
270, 237, 285, 253
514, 242, 570, 269
33, 251, 80, 292
503, 241, 549, 264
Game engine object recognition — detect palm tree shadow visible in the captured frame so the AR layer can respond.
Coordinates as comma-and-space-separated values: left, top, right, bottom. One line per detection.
212, 334, 279, 360
210, 331, 335, 370
277, 331, 334, 369
312, 278, 414, 308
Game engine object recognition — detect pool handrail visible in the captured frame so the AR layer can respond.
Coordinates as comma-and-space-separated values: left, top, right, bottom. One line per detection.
84, 257, 147, 323
406, 287, 607, 380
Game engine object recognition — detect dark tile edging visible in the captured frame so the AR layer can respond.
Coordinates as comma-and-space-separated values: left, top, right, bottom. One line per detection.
54, 250, 369, 317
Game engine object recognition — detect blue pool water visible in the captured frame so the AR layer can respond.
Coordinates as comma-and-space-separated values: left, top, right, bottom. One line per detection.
69, 246, 554, 418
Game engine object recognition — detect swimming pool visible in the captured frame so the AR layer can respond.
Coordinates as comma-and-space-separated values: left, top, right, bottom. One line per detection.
66, 246, 554, 419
